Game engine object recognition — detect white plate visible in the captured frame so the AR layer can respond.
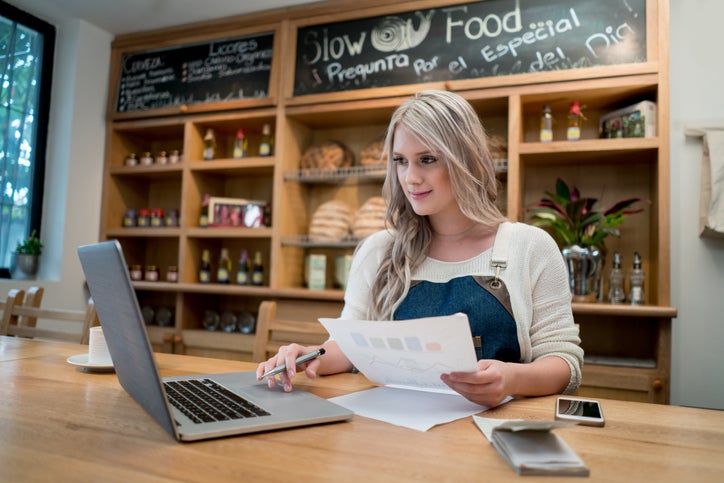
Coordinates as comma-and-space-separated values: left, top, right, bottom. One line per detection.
67, 353, 115, 372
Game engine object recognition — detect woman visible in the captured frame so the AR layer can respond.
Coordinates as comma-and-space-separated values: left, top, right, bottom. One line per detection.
257, 90, 583, 406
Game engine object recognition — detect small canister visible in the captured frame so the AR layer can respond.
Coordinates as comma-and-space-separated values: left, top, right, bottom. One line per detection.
122, 208, 137, 227
129, 264, 143, 281
144, 265, 159, 282
165, 209, 179, 227
166, 265, 178, 283
169, 149, 181, 164
125, 153, 138, 167
140, 152, 154, 166
137, 208, 151, 227
156, 150, 168, 165
150, 208, 164, 227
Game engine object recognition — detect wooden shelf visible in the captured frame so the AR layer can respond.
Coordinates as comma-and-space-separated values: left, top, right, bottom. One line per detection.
100, 0, 672, 403
572, 303, 677, 318
520, 137, 659, 155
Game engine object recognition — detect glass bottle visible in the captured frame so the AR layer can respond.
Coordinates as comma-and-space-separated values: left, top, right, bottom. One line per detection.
540, 104, 553, 142
199, 194, 210, 227
251, 251, 264, 286
216, 248, 231, 284
203, 128, 216, 160
233, 128, 247, 159
628, 252, 645, 305
236, 249, 251, 285
199, 249, 212, 283
566, 101, 583, 141
607, 252, 626, 304
259, 123, 273, 156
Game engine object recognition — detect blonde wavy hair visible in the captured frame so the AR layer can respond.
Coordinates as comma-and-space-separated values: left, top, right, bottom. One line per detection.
368, 89, 506, 320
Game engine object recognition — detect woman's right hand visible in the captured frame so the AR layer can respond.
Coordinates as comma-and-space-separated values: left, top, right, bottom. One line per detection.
255, 343, 321, 392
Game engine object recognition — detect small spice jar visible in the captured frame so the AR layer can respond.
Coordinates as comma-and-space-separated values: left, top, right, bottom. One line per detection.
122, 208, 137, 227
140, 152, 154, 166
156, 150, 168, 165
166, 265, 178, 283
165, 209, 179, 227
129, 264, 143, 281
150, 208, 165, 227
169, 149, 181, 164
137, 208, 151, 227
125, 153, 138, 167
144, 265, 159, 282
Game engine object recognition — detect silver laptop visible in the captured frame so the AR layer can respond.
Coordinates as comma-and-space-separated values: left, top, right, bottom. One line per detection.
77, 240, 352, 442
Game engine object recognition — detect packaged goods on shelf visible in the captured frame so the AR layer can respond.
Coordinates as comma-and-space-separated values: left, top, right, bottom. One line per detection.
599, 101, 657, 138
305, 254, 327, 290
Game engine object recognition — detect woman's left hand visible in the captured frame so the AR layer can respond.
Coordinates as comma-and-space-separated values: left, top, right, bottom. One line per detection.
440, 359, 512, 406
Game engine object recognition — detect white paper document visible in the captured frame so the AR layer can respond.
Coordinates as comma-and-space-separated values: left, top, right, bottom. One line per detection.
320, 313, 495, 431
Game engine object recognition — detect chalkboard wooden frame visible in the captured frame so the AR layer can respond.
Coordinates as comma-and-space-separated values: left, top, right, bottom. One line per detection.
289, 0, 649, 102
110, 28, 280, 119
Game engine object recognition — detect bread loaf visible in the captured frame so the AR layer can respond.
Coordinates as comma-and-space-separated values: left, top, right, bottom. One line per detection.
309, 199, 354, 240
352, 196, 387, 238
359, 138, 386, 166
300, 141, 353, 170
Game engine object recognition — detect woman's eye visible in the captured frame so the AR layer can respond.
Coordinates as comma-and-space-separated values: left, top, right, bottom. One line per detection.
420, 155, 437, 164
393, 156, 407, 165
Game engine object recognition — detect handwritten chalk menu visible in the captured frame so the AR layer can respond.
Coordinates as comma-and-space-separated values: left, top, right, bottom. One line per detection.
294, 0, 645, 95
116, 33, 274, 113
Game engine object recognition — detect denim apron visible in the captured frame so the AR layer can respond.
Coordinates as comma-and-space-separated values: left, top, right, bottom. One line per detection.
393, 223, 520, 362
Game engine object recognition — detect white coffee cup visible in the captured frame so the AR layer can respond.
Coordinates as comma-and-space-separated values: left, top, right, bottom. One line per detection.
88, 326, 113, 366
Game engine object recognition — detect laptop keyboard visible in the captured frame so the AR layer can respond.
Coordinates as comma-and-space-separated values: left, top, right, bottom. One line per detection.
164, 379, 271, 424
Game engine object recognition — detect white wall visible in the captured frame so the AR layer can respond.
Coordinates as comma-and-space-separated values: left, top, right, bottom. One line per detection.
669, 0, 724, 409
3, 0, 723, 410
1, 1, 110, 310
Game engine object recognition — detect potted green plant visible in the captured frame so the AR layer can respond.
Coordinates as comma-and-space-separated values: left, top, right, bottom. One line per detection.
15, 229, 44, 277
528, 178, 649, 301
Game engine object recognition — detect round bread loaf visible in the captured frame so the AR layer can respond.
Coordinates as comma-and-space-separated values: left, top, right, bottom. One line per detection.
300, 140, 353, 170
352, 196, 387, 238
359, 138, 386, 166
309, 199, 354, 240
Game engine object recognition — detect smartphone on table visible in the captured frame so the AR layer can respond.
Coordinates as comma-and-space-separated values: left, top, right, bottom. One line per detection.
555, 397, 605, 427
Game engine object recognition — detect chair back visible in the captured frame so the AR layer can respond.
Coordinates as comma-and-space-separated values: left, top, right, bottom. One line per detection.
252, 300, 330, 362
0, 287, 99, 344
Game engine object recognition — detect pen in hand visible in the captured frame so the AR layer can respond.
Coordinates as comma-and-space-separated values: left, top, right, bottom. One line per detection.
262, 348, 325, 379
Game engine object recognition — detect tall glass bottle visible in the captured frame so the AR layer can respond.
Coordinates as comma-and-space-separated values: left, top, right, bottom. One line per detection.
217, 248, 231, 284
199, 249, 212, 283
259, 123, 273, 156
232, 128, 247, 159
236, 249, 251, 285
540, 104, 553, 142
566, 101, 582, 141
628, 252, 645, 305
251, 251, 264, 286
203, 128, 216, 160
607, 252, 626, 304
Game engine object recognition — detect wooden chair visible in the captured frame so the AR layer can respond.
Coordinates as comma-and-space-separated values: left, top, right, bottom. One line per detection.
252, 300, 331, 362
0, 287, 100, 344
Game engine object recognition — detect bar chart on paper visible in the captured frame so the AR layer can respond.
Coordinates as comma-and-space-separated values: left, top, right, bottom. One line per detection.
320, 313, 479, 391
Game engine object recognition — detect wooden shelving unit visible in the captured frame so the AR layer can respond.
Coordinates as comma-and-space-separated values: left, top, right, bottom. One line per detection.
100, 0, 674, 402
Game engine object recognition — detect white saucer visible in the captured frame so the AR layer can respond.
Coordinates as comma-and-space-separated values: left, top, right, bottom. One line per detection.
67, 353, 115, 373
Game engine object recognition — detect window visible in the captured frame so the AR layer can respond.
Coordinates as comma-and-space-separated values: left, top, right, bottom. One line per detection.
0, 1, 54, 274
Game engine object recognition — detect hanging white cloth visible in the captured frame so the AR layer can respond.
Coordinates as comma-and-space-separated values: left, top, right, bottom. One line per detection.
699, 129, 724, 238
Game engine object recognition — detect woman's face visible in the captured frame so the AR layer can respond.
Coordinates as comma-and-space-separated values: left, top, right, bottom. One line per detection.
393, 126, 458, 219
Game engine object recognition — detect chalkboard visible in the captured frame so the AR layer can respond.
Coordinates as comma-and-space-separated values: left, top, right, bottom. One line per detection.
294, 0, 646, 95
116, 32, 274, 113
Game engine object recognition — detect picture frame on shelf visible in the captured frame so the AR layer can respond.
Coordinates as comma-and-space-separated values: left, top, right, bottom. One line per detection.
208, 196, 267, 228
